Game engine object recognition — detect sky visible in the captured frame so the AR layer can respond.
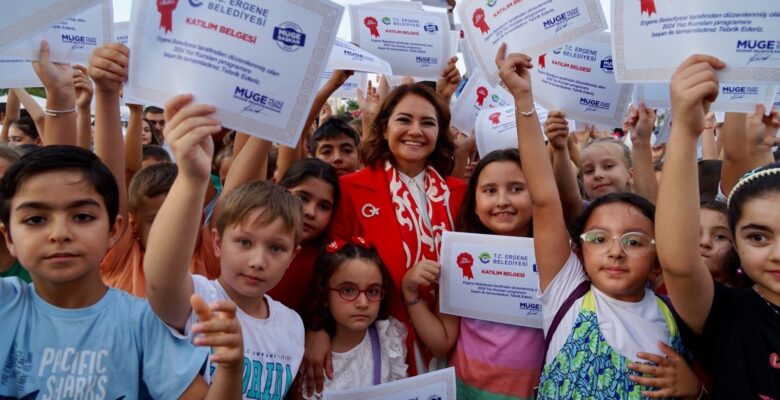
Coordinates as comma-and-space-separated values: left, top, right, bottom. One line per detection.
111, 0, 613, 38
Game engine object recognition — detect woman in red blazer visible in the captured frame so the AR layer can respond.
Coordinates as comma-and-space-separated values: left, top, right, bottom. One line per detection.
325, 83, 466, 377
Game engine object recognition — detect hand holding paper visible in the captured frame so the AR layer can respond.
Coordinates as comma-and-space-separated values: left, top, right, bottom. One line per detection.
32, 41, 74, 98
495, 44, 533, 101
436, 56, 461, 103
87, 43, 129, 95
669, 55, 725, 136
544, 111, 570, 151
73, 65, 94, 109
402, 260, 442, 303
163, 94, 220, 183
746, 104, 780, 152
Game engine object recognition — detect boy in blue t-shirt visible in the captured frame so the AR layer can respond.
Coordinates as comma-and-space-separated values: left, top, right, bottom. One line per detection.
0, 145, 244, 399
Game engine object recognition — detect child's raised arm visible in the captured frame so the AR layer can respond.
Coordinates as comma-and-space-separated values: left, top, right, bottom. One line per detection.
656, 54, 724, 334
544, 110, 583, 220
73, 64, 94, 149
124, 104, 144, 182
1, 90, 20, 142
9, 88, 46, 137
144, 94, 221, 331
495, 44, 569, 291
88, 44, 129, 231
31, 41, 76, 145
628, 103, 659, 203
720, 107, 778, 195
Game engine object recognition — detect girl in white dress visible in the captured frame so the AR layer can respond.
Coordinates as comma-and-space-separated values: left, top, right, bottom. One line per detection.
302, 237, 408, 399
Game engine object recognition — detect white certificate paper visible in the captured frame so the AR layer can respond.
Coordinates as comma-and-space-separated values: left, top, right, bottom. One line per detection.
1, 0, 113, 63
327, 38, 393, 76
440, 231, 543, 328
458, 0, 607, 86
0, 0, 101, 51
126, 0, 343, 147
531, 32, 633, 128
451, 68, 513, 135
323, 367, 456, 400
0, 58, 40, 88
636, 82, 777, 113
349, 4, 451, 79
115, 21, 129, 46
319, 70, 367, 99
612, 0, 780, 83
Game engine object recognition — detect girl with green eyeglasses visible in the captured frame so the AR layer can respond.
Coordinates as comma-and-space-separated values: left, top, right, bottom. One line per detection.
495, 44, 702, 399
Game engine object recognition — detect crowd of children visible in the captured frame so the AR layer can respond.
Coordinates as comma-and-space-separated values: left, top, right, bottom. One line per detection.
0, 25, 779, 400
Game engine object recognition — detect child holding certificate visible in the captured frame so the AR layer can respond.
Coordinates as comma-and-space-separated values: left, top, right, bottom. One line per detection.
302, 239, 408, 399
495, 45, 702, 399
656, 54, 780, 398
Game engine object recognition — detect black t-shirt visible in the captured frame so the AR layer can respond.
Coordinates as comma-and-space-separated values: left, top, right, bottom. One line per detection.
691, 284, 780, 398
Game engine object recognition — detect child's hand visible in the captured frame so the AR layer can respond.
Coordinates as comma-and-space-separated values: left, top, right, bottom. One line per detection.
73, 65, 94, 109
163, 94, 220, 182
628, 342, 701, 399
630, 103, 657, 145
357, 80, 381, 121
31, 40, 74, 97
544, 110, 570, 151
301, 329, 333, 397
402, 260, 441, 302
87, 43, 129, 95
746, 104, 779, 153
495, 43, 533, 100
670, 54, 725, 136
436, 56, 461, 101
328, 70, 354, 89
191, 295, 244, 369
703, 112, 716, 130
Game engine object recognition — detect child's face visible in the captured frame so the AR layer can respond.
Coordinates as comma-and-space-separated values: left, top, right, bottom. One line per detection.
580, 144, 633, 199
213, 210, 298, 302
734, 194, 780, 302
141, 120, 153, 145
8, 126, 39, 147
288, 178, 334, 242
475, 161, 532, 236
2, 170, 121, 285
129, 194, 167, 249
581, 202, 658, 302
699, 209, 732, 278
314, 134, 359, 177
327, 258, 383, 334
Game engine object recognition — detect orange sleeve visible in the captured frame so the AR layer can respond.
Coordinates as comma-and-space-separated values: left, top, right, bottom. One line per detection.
329, 180, 360, 241
100, 228, 146, 297
191, 224, 221, 280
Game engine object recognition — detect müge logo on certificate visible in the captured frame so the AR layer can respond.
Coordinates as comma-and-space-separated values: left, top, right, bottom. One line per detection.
234, 87, 285, 115
273, 22, 306, 52
543, 7, 581, 33
61, 33, 97, 51
722, 85, 758, 100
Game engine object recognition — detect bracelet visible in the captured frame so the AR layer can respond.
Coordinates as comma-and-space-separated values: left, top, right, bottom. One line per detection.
516, 106, 536, 117
44, 106, 77, 117
404, 297, 421, 306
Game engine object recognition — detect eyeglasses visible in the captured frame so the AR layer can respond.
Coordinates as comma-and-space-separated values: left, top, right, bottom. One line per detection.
579, 229, 656, 257
329, 283, 385, 302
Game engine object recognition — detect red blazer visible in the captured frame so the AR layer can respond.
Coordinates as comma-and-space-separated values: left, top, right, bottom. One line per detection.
329, 165, 466, 374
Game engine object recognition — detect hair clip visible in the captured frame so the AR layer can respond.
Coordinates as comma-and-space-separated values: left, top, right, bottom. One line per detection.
325, 236, 373, 253
727, 166, 780, 207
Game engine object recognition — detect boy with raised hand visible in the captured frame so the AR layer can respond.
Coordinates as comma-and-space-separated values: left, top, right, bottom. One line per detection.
144, 95, 305, 399
84, 43, 219, 297
0, 145, 243, 399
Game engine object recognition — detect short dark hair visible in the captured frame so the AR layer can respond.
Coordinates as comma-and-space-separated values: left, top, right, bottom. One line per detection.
143, 105, 164, 116
278, 158, 340, 210
142, 145, 171, 163
305, 243, 393, 334
128, 163, 177, 213
569, 192, 655, 253
698, 159, 723, 202
0, 146, 119, 231
308, 118, 360, 155
359, 83, 455, 177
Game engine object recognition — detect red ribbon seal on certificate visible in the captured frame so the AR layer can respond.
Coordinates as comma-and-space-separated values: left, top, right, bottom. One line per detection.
640, 0, 656, 16
489, 112, 501, 125
457, 252, 475, 280
364, 17, 380, 38
538, 53, 547, 69
156, 0, 178, 33
473, 8, 490, 34
476, 87, 488, 106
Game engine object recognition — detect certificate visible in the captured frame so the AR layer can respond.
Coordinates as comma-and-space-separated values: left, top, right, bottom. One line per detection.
636, 82, 777, 113
531, 32, 633, 128
327, 38, 393, 76
0, 58, 40, 89
126, 0, 343, 147
451, 68, 513, 134
1, 0, 113, 63
319, 70, 367, 99
458, 0, 607, 86
115, 21, 129, 46
440, 231, 543, 328
0, 0, 101, 51
349, 4, 451, 79
612, 0, 780, 83
322, 367, 456, 400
